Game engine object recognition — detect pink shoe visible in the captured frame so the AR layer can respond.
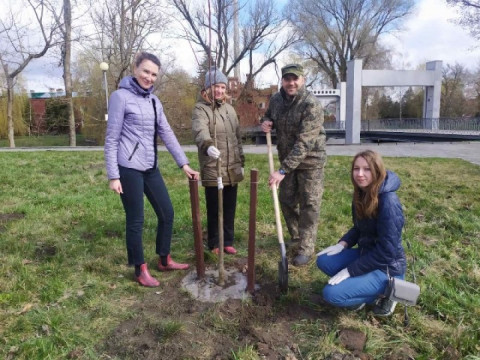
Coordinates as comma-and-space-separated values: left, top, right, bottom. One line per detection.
135, 264, 160, 287
157, 254, 190, 271
224, 246, 237, 255
211, 248, 220, 255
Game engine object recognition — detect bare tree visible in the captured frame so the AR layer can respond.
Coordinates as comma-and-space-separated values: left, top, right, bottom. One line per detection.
447, 0, 480, 41
473, 65, 480, 116
169, 0, 299, 83
89, 0, 169, 89
59, 0, 76, 146
441, 63, 469, 118
285, 0, 414, 88
0, 0, 60, 148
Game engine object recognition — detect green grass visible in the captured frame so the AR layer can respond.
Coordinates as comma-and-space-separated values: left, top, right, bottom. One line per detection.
0, 134, 96, 147
0, 151, 479, 359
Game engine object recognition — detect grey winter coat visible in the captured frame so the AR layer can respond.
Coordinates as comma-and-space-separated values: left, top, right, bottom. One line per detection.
341, 170, 407, 277
192, 97, 245, 187
104, 76, 188, 180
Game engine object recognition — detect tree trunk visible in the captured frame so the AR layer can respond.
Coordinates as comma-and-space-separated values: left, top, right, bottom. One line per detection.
64, 0, 75, 146
7, 76, 15, 148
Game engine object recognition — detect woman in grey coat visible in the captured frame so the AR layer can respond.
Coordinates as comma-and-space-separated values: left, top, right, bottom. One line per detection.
191, 67, 245, 254
104, 52, 199, 287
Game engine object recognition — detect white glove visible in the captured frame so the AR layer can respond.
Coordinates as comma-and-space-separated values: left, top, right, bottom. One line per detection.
241, 167, 244, 176
207, 146, 220, 159
328, 268, 350, 285
317, 243, 344, 257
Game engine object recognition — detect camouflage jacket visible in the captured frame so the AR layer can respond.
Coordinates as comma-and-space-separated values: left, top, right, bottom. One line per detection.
262, 87, 326, 173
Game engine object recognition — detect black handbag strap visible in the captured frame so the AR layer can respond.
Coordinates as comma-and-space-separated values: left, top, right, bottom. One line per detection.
152, 99, 158, 170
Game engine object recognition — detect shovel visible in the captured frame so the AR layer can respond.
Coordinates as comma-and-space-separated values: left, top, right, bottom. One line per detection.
266, 132, 288, 292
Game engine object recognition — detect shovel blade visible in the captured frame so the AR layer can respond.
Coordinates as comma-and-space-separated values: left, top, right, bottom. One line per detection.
278, 257, 288, 293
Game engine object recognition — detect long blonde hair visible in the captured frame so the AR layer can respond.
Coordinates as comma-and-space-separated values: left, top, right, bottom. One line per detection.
351, 150, 386, 219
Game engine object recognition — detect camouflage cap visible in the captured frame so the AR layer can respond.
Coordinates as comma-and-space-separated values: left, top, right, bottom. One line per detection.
281, 63, 304, 78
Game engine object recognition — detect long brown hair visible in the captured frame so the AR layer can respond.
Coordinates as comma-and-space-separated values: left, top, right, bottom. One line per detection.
351, 150, 386, 219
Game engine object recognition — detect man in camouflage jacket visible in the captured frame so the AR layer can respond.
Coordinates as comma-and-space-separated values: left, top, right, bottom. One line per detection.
261, 64, 327, 266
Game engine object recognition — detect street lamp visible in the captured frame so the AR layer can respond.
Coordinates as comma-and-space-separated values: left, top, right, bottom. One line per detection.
99, 62, 109, 121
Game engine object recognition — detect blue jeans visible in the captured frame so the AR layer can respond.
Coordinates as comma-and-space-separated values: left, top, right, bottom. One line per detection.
316, 249, 404, 308
119, 166, 174, 265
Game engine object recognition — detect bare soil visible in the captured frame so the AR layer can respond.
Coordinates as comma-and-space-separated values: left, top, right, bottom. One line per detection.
96, 257, 370, 360
0, 213, 25, 233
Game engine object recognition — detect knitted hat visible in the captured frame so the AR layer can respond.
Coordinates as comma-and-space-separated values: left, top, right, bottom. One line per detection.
204, 66, 228, 89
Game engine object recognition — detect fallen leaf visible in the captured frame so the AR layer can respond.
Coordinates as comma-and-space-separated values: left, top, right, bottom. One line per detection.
19, 303, 33, 315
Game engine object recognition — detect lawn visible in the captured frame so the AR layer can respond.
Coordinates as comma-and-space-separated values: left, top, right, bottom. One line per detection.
0, 135, 98, 147
0, 151, 479, 359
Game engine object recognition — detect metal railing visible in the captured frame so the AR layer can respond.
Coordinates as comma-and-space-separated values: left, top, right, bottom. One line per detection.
361, 118, 480, 132
323, 118, 480, 132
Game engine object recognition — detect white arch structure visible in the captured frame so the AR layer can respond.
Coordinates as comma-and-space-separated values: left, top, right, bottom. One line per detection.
345, 59, 443, 144
312, 84, 346, 130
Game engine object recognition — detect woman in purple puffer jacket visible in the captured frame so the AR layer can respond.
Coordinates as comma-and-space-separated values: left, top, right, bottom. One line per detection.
104, 52, 199, 287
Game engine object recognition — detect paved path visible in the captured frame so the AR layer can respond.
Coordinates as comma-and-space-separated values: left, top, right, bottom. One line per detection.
1, 141, 479, 166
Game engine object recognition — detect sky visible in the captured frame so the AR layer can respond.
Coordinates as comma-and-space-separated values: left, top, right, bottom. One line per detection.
381, 0, 480, 70
6, 0, 480, 92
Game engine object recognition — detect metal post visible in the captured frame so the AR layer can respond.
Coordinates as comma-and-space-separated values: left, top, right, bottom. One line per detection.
246, 169, 258, 294
103, 71, 108, 111
189, 178, 205, 280
99, 62, 109, 121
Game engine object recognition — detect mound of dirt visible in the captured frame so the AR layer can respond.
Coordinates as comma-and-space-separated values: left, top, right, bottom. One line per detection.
98, 259, 366, 359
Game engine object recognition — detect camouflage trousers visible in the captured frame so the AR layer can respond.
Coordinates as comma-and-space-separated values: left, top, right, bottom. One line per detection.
279, 167, 325, 257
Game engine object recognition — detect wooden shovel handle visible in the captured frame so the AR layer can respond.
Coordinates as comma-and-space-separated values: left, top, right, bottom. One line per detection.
266, 132, 284, 245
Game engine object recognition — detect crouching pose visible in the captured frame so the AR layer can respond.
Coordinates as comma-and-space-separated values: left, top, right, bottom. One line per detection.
316, 150, 406, 316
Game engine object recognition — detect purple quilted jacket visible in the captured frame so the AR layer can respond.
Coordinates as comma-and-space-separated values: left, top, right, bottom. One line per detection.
104, 76, 188, 180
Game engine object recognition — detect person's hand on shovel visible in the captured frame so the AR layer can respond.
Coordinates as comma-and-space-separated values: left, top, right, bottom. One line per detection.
269, 171, 285, 187
261, 120, 273, 133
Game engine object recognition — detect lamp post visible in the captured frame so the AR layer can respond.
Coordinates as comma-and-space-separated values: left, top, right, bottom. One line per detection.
99, 62, 109, 121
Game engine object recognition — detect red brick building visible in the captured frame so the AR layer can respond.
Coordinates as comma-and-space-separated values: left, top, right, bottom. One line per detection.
30, 97, 48, 134
29, 90, 85, 134
227, 77, 278, 129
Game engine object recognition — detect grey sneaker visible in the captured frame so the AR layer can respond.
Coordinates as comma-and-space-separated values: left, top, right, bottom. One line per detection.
292, 254, 311, 267
373, 298, 397, 317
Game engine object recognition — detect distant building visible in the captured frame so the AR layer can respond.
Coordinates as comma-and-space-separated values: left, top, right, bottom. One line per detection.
226, 76, 278, 129
28, 89, 86, 134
